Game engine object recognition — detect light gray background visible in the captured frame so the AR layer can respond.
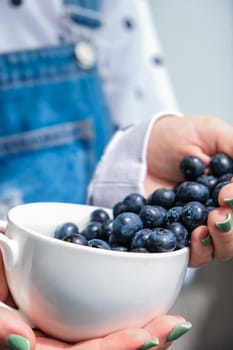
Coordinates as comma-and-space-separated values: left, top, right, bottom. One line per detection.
149, 2, 233, 349
150, 0, 233, 124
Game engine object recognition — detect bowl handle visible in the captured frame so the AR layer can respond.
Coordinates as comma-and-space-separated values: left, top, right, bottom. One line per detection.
0, 220, 19, 269
0, 220, 34, 328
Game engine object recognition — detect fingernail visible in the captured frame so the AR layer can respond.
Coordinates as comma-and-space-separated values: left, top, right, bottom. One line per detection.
224, 197, 233, 208
216, 212, 233, 233
166, 322, 192, 342
202, 234, 212, 246
7, 335, 30, 350
138, 336, 159, 349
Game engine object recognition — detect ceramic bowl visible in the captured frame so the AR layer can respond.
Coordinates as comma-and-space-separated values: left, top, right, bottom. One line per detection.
0, 202, 189, 342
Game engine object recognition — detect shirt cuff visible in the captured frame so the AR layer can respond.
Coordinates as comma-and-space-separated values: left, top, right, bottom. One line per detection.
87, 111, 182, 208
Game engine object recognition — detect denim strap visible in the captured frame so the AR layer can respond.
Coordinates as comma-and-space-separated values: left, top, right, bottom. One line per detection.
63, 0, 102, 29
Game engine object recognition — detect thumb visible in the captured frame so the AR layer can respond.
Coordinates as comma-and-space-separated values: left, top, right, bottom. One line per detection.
0, 306, 36, 350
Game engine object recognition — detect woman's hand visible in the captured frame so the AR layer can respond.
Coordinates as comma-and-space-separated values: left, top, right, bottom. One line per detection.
0, 303, 191, 350
146, 114, 233, 266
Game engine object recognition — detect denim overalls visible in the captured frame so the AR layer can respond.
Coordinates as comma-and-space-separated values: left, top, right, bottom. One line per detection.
0, 0, 114, 215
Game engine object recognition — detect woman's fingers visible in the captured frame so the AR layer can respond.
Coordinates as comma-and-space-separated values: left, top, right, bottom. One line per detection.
34, 315, 192, 350
189, 225, 213, 267
142, 314, 192, 349
0, 307, 36, 350
0, 253, 8, 301
189, 183, 233, 266
207, 207, 233, 261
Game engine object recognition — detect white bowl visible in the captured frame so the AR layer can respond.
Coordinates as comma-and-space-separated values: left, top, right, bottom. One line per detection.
0, 202, 189, 342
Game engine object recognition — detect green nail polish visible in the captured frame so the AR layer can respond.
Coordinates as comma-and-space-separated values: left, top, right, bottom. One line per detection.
216, 212, 233, 233
224, 198, 233, 208
138, 336, 159, 349
167, 322, 192, 342
202, 234, 212, 246
8, 335, 30, 350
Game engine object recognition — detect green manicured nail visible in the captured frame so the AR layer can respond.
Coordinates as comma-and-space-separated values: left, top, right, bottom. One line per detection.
202, 234, 212, 246
138, 336, 159, 349
216, 212, 233, 233
8, 335, 30, 350
167, 322, 192, 342
224, 197, 233, 208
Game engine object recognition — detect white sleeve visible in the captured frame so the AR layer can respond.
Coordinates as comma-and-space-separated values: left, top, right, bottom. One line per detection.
87, 112, 181, 208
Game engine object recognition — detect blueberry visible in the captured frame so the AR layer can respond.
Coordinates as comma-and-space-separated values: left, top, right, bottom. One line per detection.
123, 192, 146, 213
166, 222, 189, 249
113, 201, 127, 218
206, 206, 216, 214
181, 201, 207, 230
131, 247, 150, 253
111, 212, 143, 244
130, 228, 152, 250
90, 208, 110, 223
139, 205, 167, 228
147, 228, 177, 252
166, 206, 183, 223
180, 156, 205, 180
217, 173, 233, 184
176, 181, 210, 204
88, 239, 111, 250
99, 219, 113, 240
211, 180, 229, 206
150, 188, 176, 209
196, 174, 218, 193
54, 222, 79, 240
81, 221, 102, 240
62, 233, 88, 246
209, 153, 233, 177
205, 198, 215, 207
111, 244, 128, 252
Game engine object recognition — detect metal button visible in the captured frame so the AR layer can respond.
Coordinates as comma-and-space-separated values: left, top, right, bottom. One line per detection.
74, 41, 96, 69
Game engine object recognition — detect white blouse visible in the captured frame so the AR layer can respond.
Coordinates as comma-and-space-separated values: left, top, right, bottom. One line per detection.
0, 0, 180, 206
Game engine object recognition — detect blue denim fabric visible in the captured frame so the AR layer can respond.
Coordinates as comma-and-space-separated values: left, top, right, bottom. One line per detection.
0, 1, 114, 207
63, 0, 102, 28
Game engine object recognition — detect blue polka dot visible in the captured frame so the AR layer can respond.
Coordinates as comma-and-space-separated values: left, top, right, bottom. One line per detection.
123, 18, 134, 29
152, 56, 164, 66
10, 0, 23, 6
135, 88, 144, 100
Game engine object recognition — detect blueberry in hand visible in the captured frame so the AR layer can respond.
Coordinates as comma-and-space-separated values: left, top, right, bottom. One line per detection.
123, 192, 146, 213
176, 181, 210, 204
216, 173, 233, 184
90, 208, 110, 223
150, 188, 176, 209
181, 201, 207, 230
166, 222, 189, 249
63, 233, 88, 246
196, 174, 218, 193
209, 153, 233, 177
139, 205, 167, 228
211, 180, 230, 206
54, 222, 79, 240
111, 212, 143, 244
167, 206, 183, 223
147, 228, 177, 252
130, 228, 152, 250
180, 156, 205, 180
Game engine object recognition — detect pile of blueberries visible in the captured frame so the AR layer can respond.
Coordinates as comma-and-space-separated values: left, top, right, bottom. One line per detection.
54, 153, 233, 253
